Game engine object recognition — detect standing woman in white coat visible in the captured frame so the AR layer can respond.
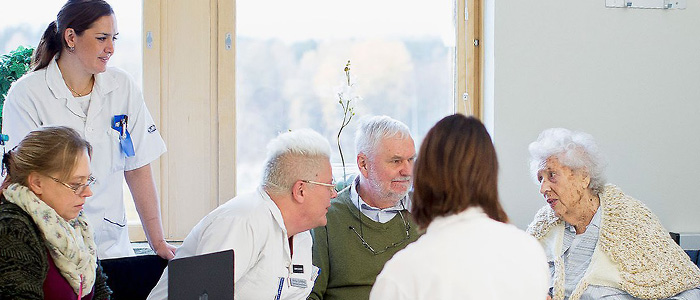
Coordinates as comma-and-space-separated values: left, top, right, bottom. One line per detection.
2, 0, 176, 259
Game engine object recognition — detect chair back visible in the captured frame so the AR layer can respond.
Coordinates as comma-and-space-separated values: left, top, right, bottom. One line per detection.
686, 250, 700, 268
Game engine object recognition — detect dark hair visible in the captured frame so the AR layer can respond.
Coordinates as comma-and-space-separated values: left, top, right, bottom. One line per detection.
411, 114, 508, 228
32, 0, 114, 71
1, 126, 92, 190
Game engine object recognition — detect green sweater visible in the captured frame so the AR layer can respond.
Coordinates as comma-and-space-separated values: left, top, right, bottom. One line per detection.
0, 200, 111, 299
309, 187, 420, 300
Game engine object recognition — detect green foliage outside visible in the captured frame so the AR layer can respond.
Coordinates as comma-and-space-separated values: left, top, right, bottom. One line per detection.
0, 46, 34, 133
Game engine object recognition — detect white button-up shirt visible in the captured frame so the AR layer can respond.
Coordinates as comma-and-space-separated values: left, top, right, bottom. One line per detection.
147, 188, 316, 300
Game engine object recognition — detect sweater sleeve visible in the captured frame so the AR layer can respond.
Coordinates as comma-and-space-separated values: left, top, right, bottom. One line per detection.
93, 260, 113, 300
308, 226, 329, 300
0, 212, 48, 300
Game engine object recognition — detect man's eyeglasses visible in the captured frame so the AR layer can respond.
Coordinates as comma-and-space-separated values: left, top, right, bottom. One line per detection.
301, 179, 336, 193
349, 210, 411, 255
46, 175, 96, 195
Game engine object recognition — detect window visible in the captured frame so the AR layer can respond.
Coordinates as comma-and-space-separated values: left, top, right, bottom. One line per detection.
235, 0, 457, 192
0, 2, 64, 54
2, 1, 483, 241
25, 0, 480, 240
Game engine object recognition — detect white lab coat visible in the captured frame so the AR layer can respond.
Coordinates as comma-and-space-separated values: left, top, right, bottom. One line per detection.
147, 188, 317, 300
2, 58, 166, 258
370, 207, 550, 300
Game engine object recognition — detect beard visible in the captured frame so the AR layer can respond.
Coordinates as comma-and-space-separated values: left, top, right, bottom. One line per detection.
366, 169, 411, 205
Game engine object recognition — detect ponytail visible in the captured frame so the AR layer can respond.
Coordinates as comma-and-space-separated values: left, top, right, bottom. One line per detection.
1, 150, 13, 191
31, 21, 63, 71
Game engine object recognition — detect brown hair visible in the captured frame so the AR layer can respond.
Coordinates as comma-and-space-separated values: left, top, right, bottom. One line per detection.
32, 0, 114, 71
411, 114, 508, 228
2, 126, 92, 190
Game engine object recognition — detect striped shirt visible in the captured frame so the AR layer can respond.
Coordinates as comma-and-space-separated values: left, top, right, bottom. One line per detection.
350, 176, 410, 223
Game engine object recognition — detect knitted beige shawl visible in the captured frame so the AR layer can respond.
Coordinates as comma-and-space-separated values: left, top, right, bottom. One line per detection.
527, 184, 700, 300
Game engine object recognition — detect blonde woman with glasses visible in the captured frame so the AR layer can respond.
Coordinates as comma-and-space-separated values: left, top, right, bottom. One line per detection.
0, 126, 111, 299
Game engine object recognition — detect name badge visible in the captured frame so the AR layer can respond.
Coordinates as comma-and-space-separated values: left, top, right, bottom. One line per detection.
111, 115, 135, 157
292, 264, 304, 273
289, 277, 307, 289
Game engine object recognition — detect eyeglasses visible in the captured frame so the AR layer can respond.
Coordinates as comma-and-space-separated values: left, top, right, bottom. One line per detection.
349, 210, 411, 255
301, 179, 336, 193
46, 174, 96, 195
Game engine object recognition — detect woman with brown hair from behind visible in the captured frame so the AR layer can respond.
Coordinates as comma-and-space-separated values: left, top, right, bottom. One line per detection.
370, 114, 549, 299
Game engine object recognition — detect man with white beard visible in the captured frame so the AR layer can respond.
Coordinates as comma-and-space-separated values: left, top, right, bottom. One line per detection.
309, 115, 420, 300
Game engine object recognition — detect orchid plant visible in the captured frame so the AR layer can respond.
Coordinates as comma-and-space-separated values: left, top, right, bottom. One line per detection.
336, 60, 361, 189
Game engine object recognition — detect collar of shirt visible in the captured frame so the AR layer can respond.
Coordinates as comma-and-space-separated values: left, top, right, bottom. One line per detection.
564, 205, 602, 234
427, 206, 485, 234
258, 186, 312, 268
46, 56, 118, 100
349, 176, 410, 224
561, 205, 602, 261
259, 187, 288, 237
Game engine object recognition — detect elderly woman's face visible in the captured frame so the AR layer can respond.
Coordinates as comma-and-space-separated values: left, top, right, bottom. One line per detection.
537, 156, 590, 222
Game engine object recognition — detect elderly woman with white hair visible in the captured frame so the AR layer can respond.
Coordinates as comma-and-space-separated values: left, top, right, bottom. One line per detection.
526, 128, 700, 300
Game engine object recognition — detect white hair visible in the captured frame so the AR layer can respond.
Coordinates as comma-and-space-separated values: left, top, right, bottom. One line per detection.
354, 115, 411, 158
262, 129, 331, 194
528, 128, 607, 193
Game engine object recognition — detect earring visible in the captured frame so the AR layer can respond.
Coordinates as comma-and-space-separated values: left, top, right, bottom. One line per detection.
69, 46, 75, 52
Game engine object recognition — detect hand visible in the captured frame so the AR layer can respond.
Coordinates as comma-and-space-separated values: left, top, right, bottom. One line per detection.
546, 295, 552, 300
152, 239, 177, 260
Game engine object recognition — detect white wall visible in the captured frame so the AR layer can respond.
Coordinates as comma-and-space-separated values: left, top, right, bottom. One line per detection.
487, 1, 700, 233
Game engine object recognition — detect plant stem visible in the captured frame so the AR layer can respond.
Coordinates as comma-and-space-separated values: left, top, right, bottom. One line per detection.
337, 96, 353, 183
337, 60, 354, 186
337, 127, 346, 183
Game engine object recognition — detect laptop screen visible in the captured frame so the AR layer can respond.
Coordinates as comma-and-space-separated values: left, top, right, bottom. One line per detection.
168, 249, 234, 300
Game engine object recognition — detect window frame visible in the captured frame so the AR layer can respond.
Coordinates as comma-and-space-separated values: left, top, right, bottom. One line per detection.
457, 0, 482, 118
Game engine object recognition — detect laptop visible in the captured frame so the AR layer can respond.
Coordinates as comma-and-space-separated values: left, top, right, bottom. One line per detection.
168, 249, 234, 300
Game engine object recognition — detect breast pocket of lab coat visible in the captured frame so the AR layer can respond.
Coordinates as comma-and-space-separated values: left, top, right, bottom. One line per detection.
108, 129, 126, 174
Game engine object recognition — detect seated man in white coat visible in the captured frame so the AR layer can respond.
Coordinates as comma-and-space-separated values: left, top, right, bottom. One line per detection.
148, 128, 337, 300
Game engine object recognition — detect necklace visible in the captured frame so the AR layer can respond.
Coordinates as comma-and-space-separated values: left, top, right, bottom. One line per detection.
65, 77, 94, 97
